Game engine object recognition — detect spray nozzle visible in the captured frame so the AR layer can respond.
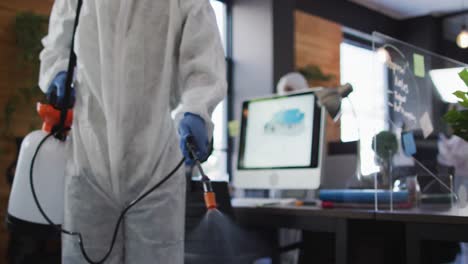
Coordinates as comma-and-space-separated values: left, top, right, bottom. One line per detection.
186, 136, 217, 210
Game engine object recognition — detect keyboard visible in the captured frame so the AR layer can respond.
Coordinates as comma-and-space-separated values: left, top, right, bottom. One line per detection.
231, 197, 297, 207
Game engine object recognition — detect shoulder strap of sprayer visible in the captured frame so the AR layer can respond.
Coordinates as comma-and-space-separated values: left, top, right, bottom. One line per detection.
57, 0, 83, 134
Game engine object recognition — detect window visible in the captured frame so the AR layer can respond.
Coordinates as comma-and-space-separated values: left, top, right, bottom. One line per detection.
340, 41, 387, 176
210, 0, 227, 53
200, 0, 229, 181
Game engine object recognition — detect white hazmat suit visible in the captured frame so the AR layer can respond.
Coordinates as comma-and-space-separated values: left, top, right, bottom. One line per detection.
39, 0, 226, 263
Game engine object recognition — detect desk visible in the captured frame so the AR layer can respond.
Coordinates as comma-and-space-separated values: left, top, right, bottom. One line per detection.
235, 206, 374, 264
376, 208, 468, 263
234, 205, 467, 264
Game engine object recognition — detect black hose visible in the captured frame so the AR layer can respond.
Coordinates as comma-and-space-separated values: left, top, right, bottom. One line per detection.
30, 131, 185, 264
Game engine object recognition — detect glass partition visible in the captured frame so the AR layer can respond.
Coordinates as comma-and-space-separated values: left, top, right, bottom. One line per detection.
369, 32, 468, 213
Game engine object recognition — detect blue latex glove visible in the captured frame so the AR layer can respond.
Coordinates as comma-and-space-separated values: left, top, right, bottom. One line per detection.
46, 71, 75, 109
178, 113, 209, 165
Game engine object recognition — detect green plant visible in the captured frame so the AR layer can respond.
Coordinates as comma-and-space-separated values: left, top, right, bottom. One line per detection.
372, 131, 398, 160
372, 131, 398, 188
444, 69, 468, 141
16, 12, 48, 63
297, 65, 335, 83
2, 12, 48, 136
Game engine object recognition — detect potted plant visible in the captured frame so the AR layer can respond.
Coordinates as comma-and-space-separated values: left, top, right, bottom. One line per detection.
372, 131, 398, 189
3, 12, 48, 136
297, 64, 335, 87
2, 12, 48, 178
444, 69, 468, 141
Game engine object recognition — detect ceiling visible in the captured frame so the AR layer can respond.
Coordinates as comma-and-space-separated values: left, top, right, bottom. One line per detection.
444, 14, 468, 42
349, 0, 464, 20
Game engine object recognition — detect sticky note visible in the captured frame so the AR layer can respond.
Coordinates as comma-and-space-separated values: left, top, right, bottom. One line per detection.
419, 112, 433, 139
228, 120, 240, 137
413, 53, 425, 78
402, 131, 416, 156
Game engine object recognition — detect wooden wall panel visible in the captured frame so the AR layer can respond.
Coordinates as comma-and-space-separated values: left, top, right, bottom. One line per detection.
294, 10, 343, 142
0, 1, 53, 261
0, 1, 54, 14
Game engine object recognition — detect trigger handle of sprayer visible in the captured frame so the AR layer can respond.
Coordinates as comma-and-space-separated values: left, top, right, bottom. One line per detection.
185, 136, 198, 161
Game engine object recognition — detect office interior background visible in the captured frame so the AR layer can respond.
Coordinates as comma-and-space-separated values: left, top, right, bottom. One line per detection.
2, 0, 468, 263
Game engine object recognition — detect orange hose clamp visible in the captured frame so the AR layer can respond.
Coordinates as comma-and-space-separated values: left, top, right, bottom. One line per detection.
37, 103, 74, 133
204, 192, 217, 210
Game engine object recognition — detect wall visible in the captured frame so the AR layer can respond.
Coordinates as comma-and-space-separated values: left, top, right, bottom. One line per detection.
231, 0, 297, 121
398, 16, 443, 53
295, 0, 468, 64
231, 0, 299, 170
296, 0, 400, 37
232, 0, 274, 120
272, 0, 295, 85
295, 11, 341, 80
441, 39, 468, 62
294, 11, 343, 142
0, 0, 53, 259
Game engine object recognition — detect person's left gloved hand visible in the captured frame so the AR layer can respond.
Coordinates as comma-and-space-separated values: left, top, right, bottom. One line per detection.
178, 113, 209, 165
46, 71, 75, 109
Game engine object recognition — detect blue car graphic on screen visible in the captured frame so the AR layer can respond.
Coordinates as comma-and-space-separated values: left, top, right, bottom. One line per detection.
264, 108, 305, 135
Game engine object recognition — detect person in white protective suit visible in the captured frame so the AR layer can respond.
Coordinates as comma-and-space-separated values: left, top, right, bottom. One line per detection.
276, 72, 309, 95
38, 0, 226, 263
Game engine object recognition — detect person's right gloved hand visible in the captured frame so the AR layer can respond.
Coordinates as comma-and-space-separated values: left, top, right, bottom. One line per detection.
178, 113, 209, 166
46, 71, 75, 109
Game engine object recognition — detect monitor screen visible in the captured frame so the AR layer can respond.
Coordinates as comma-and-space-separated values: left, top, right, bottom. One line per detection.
238, 92, 321, 170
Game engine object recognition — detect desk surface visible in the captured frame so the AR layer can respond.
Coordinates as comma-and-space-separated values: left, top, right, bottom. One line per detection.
234, 205, 468, 225
234, 205, 374, 232
235, 205, 374, 219
375, 207, 468, 225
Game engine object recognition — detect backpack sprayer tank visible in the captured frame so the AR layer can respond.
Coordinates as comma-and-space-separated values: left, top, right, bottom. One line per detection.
7, 0, 78, 237
6, 103, 73, 236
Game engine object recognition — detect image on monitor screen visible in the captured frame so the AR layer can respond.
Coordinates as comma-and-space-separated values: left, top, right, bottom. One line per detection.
238, 92, 321, 170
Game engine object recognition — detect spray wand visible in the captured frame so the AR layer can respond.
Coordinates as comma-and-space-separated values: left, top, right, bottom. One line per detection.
186, 137, 218, 210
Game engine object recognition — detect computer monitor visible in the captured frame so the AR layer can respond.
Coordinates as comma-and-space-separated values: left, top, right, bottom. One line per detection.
234, 91, 325, 190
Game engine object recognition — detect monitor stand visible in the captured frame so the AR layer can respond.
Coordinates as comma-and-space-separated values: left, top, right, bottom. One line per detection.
270, 189, 317, 200
231, 189, 318, 207
269, 189, 282, 199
